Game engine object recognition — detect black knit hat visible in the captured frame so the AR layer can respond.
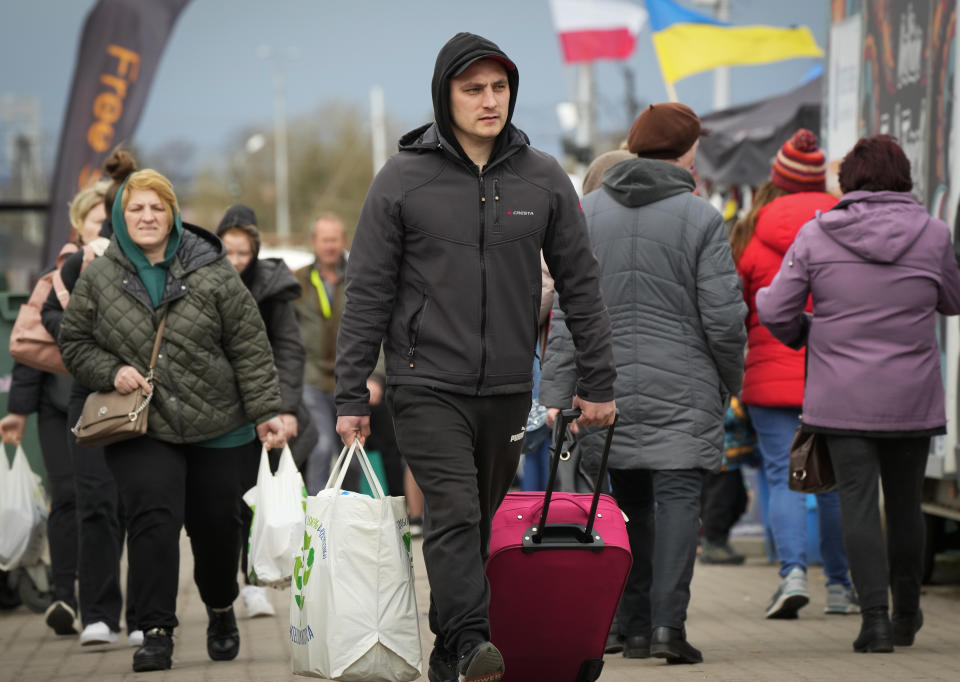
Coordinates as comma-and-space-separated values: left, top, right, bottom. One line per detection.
216, 204, 261, 261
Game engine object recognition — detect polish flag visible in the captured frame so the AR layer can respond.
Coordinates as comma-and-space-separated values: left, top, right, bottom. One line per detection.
550, 0, 648, 63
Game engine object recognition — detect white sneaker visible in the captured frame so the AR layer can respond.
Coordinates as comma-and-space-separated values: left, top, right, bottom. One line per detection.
128, 629, 144, 647
825, 584, 860, 614
80, 621, 119, 646
240, 585, 275, 618
765, 566, 809, 619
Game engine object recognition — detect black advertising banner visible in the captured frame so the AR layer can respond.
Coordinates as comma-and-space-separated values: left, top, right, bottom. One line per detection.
43, 0, 190, 266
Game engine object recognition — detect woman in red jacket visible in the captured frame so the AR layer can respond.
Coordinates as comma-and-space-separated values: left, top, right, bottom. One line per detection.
731, 130, 854, 620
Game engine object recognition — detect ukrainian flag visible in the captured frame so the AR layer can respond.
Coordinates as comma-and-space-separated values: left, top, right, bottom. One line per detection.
647, 0, 824, 84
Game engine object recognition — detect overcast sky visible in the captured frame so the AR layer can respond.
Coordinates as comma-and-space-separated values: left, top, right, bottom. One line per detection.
1, 0, 829, 173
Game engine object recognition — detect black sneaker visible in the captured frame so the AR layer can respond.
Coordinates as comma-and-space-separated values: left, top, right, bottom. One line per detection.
44, 600, 78, 635
133, 627, 173, 672
206, 605, 240, 661
457, 641, 505, 682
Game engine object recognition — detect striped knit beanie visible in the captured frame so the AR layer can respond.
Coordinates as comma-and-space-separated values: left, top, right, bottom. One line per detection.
771, 129, 826, 193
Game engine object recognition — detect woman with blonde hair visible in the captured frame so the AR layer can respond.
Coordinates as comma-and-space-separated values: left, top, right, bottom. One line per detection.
68, 183, 108, 245
0, 180, 112, 636
59, 168, 286, 672
41, 150, 141, 647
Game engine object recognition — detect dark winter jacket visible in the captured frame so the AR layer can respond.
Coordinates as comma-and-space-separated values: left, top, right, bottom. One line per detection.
335, 36, 615, 414
758, 190, 960, 433
247, 258, 304, 414
59, 224, 282, 443
541, 157, 746, 471
246, 257, 317, 465
738, 192, 837, 407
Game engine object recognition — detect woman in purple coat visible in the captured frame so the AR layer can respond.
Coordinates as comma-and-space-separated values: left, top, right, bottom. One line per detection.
757, 135, 960, 654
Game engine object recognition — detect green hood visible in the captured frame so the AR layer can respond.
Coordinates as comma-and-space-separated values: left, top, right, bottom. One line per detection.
601, 157, 695, 208
112, 179, 183, 307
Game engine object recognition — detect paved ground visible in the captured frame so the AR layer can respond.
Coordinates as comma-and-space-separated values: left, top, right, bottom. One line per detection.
1, 535, 958, 681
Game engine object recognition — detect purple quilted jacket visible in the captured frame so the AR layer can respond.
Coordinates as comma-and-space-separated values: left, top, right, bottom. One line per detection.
757, 190, 960, 432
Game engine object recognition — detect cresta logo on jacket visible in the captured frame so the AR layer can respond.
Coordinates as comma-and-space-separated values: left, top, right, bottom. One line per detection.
507, 209, 535, 216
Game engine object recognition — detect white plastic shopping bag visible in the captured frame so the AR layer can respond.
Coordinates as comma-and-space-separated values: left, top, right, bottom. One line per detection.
0, 445, 48, 570
290, 440, 422, 681
243, 444, 306, 585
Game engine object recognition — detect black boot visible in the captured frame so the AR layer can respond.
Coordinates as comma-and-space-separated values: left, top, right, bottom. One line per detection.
133, 627, 174, 672
206, 605, 240, 661
622, 634, 651, 659
853, 606, 893, 653
892, 609, 923, 647
650, 626, 702, 664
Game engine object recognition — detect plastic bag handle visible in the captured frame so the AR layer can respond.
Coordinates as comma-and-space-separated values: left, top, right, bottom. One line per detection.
326, 439, 385, 499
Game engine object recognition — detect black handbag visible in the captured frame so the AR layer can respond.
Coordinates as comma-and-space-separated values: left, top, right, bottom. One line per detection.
788, 345, 836, 494
553, 435, 595, 494
787, 427, 836, 494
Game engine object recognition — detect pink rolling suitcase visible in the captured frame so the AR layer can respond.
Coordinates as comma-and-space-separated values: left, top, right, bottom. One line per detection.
487, 410, 631, 682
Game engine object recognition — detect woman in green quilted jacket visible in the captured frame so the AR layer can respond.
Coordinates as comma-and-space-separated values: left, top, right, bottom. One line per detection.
59, 169, 286, 674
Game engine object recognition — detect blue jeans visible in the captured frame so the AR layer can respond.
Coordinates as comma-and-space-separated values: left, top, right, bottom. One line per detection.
520, 426, 551, 491
747, 405, 850, 586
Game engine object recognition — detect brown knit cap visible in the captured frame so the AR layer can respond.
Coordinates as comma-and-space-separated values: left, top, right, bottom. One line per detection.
627, 102, 705, 159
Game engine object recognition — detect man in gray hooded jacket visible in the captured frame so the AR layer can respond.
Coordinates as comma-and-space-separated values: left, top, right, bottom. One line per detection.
335, 33, 616, 682
541, 103, 746, 665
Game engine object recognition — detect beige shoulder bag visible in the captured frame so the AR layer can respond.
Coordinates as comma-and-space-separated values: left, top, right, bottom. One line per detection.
72, 314, 167, 448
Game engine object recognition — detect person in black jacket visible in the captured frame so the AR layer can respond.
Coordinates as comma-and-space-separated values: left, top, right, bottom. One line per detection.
40, 152, 139, 648
3, 179, 124, 639
216, 205, 316, 619
335, 32, 617, 682
1, 362, 77, 633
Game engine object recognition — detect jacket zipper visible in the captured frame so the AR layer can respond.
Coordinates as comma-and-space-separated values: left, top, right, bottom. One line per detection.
407, 294, 429, 368
493, 178, 501, 233
477, 172, 488, 393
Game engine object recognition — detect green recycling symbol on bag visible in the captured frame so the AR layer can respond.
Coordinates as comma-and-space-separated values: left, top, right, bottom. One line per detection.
293, 529, 315, 610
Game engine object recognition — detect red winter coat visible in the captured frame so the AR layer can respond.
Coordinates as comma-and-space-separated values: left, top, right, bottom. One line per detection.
737, 192, 838, 406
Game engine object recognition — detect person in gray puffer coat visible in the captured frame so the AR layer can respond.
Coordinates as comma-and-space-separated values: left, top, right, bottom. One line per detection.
541, 103, 746, 665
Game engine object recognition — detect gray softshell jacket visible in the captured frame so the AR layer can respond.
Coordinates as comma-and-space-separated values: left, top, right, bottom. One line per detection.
540, 157, 746, 471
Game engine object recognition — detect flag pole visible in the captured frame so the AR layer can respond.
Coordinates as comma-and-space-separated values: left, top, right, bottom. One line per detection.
664, 79, 679, 103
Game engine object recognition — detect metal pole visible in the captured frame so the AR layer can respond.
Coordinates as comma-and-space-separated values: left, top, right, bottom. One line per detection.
575, 62, 594, 168
713, 0, 731, 110
370, 85, 387, 175
273, 65, 290, 243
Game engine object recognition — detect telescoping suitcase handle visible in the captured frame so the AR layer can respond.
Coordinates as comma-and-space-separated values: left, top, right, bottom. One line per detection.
526, 408, 618, 552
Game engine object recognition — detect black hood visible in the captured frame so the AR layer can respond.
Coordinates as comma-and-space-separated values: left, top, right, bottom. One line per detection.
602, 157, 695, 208
248, 257, 301, 304
216, 204, 261, 284
431, 32, 519, 168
